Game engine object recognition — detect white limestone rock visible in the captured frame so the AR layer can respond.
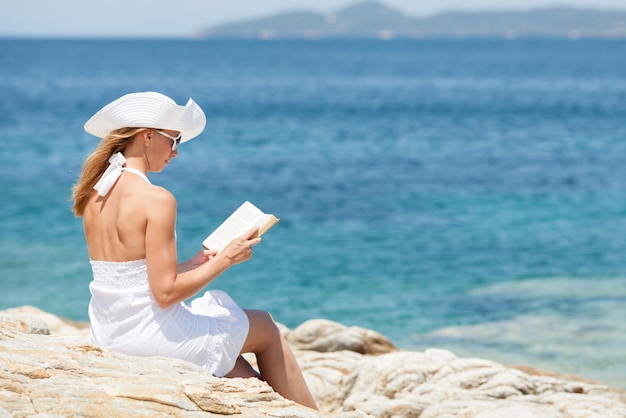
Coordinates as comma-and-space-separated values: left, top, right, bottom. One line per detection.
286, 319, 396, 355
1, 306, 625, 418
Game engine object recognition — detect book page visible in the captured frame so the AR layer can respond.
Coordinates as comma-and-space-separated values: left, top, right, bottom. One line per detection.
202, 201, 278, 252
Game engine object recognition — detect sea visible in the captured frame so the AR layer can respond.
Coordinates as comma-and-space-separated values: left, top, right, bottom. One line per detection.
1, 38, 625, 389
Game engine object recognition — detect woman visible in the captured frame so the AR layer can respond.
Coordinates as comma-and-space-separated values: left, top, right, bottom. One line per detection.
71, 91, 317, 410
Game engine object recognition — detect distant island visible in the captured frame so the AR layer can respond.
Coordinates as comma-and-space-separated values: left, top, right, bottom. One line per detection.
197, 1, 626, 40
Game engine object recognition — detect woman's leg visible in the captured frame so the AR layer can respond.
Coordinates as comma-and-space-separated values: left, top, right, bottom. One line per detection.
225, 356, 261, 379
236, 309, 318, 410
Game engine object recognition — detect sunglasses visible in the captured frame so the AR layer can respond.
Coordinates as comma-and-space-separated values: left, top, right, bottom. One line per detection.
155, 130, 182, 151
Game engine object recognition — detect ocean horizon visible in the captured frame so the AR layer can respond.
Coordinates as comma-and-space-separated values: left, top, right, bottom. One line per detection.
1, 38, 625, 388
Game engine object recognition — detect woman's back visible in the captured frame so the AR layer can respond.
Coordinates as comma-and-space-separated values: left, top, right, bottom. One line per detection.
83, 168, 161, 262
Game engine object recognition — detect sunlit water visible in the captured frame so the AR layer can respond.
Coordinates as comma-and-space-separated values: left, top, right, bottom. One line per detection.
1, 39, 625, 388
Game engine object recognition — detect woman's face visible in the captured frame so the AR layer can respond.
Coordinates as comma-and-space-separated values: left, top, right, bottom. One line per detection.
147, 129, 180, 172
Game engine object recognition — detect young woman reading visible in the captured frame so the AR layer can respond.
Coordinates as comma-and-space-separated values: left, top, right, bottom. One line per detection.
71, 91, 317, 410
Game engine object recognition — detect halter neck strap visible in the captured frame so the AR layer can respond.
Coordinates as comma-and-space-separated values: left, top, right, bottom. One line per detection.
93, 153, 152, 196
122, 167, 151, 184
93, 152, 126, 196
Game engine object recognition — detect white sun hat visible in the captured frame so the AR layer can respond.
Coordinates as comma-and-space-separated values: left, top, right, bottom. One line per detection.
84, 91, 206, 143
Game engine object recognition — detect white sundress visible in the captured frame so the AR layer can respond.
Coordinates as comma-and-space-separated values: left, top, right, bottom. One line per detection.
88, 166, 249, 377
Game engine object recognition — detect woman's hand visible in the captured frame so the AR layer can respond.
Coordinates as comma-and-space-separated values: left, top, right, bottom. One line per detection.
220, 227, 262, 266
190, 248, 218, 266
156, 228, 261, 308
178, 249, 218, 273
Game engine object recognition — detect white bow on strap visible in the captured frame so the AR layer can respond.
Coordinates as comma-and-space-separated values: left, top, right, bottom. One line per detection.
93, 152, 126, 196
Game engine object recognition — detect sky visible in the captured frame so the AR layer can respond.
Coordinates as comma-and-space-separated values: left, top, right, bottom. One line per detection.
2, 0, 626, 38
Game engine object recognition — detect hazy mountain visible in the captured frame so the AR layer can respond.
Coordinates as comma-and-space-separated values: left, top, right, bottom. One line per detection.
198, 1, 626, 39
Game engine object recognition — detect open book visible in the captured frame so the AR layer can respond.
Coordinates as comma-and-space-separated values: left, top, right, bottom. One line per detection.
202, 201, 279, 252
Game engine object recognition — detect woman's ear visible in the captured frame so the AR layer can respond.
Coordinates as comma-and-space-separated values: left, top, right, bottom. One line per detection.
143, 129, 152, 146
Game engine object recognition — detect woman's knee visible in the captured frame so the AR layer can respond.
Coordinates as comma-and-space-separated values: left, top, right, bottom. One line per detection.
246, 309, 276, 330
243, 309, 281, 351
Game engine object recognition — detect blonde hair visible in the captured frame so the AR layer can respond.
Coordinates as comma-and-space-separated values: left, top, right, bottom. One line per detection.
71, 127, 146, 217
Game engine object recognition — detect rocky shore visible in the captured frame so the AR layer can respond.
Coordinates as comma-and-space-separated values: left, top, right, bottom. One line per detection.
1, 306, 625, 417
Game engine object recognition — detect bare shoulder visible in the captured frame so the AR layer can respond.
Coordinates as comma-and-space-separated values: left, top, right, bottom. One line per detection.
138, 184, 177, 214
119, 181, 176, 221
148, 184, 176, 205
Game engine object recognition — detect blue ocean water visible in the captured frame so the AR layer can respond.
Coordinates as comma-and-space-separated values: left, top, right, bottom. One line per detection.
1, 39, 625, 388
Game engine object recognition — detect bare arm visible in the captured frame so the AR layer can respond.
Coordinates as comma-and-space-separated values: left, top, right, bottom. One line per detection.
145, 190, 260, 309
177, 249, 217, 274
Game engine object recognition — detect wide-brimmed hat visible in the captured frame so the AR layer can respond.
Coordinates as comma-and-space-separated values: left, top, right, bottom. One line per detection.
84, 91, 206, 143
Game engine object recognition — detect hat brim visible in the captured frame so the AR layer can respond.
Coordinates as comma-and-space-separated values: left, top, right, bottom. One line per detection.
84, 92, 206, 143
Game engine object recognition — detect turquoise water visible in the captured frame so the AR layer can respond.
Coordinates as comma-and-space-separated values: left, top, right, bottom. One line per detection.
1, 39, 625, 388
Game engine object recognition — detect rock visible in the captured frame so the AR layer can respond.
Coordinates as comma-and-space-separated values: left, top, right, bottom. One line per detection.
287, 319, 396, 355
1, 306, 90, 337
0, 307, 365, 418
295, 348, 626, 417
1, 306, 626, 418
